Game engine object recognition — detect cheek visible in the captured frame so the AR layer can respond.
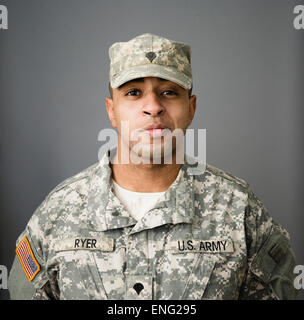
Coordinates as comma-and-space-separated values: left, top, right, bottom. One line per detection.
114, 110, 140, 141
168, 104, 190, 126
114, 105, 135, 129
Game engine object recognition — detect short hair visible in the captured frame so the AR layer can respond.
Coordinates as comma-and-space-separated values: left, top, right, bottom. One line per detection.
108, 82, 192, 99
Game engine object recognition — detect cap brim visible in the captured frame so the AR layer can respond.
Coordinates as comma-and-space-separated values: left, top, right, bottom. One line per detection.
110, 64, 192, 90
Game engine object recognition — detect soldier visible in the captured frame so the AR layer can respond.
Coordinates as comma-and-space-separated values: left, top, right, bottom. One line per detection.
8, 33, 298, 300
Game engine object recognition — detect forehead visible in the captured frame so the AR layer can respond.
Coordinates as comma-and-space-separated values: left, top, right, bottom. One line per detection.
117, 77, 180, 90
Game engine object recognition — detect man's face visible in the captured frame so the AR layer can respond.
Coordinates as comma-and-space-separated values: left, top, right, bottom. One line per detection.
105, 77, 196, 162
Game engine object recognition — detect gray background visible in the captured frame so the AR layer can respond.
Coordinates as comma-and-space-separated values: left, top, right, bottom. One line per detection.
0, 0, 303, 300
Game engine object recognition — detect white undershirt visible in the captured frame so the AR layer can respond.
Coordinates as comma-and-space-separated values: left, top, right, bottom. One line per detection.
112, 170, 182, 221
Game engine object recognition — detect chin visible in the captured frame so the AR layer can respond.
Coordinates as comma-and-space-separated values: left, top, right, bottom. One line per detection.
138, 142, 176, 164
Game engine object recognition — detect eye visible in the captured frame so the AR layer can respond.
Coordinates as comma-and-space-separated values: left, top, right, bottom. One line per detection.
162, 90, 177, 96
126, 89, 140, 96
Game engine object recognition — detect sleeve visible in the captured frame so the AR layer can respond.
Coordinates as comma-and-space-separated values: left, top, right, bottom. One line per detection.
239, 188, 298, 300
8, 197, 59, 300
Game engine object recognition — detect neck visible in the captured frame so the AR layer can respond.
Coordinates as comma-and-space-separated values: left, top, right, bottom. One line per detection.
110, 148, 182, 192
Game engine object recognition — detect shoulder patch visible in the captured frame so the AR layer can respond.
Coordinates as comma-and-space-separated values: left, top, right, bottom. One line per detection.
16, 237, 40, 282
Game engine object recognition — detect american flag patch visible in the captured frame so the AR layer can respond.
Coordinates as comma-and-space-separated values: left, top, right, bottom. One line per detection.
16, 237, 40, 282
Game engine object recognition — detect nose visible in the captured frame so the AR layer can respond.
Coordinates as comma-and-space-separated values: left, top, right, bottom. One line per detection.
141, 91, 164, 117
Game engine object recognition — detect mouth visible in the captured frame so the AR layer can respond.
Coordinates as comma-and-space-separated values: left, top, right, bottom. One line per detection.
142, 125, 170, 138
145, 128, 168, 138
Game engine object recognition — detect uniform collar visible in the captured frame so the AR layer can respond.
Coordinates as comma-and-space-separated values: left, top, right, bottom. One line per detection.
86, 150, 196, 234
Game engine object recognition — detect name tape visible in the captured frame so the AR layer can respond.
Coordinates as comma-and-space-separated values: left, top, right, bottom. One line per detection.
54, 237, 114, 252
170, 239, 234, 253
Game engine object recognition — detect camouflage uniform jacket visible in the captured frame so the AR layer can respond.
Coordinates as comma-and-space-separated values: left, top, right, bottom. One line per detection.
8, 153, 298, 300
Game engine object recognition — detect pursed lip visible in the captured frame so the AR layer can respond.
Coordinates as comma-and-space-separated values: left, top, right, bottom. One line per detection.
139, 124, 171, 138
143, 124, 169, 130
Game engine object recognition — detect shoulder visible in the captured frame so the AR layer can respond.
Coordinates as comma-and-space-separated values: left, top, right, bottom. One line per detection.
204, 163, 249, 189
190, 161, 273, 232
190, 162, 292, 257
200, 163, 271, 224
47, 161, 99, 197
192, 162, 250, 198
28, 162, 100, 230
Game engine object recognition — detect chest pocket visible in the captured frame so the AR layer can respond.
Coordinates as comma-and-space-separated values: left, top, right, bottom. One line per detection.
181, 253, 216, 299
156, 250, 216, 300
54, 237, 115, 300
53, 237, 152, 300
55, 250, 107, 300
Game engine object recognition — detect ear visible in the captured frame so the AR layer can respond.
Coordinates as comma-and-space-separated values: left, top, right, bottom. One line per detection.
105, 97, 117, 128
187, 95, 197, 126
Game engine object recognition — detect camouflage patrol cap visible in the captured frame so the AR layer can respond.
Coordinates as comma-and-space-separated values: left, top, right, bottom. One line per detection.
109, 33, 192, 90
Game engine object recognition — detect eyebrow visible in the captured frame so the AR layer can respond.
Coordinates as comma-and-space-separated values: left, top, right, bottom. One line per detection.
117, 77, 169, 90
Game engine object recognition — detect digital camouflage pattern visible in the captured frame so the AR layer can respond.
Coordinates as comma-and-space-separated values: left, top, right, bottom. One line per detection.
109, 33, 192, 90
8, 152, 298, 300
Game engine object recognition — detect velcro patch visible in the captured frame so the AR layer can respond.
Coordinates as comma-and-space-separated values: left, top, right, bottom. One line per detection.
53, 237, 114, 252
16, 237, 40, 282
170, 239, 234, 253
268, 243, 285, 263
